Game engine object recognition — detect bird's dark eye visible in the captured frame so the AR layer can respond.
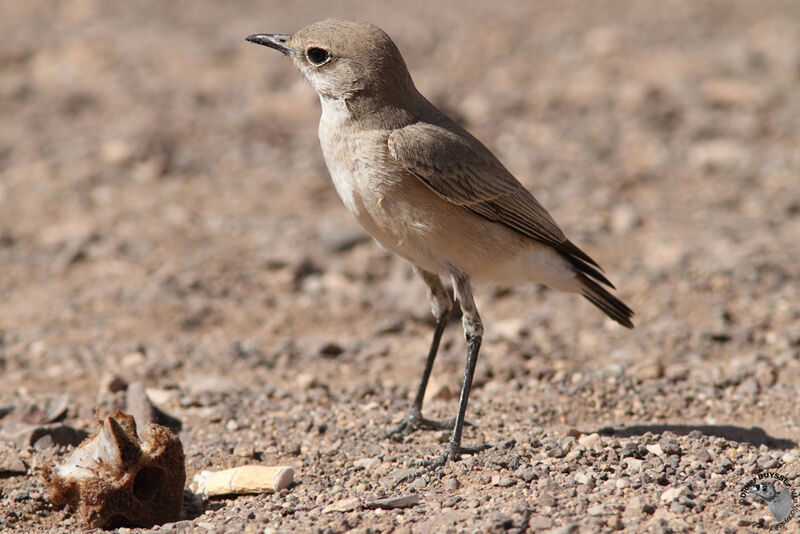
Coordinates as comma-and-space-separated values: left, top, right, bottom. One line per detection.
306, 47, 330, 65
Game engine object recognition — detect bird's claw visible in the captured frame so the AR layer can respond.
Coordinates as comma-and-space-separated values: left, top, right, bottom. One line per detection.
383, 410, 459, 441
394, 441, 491, 486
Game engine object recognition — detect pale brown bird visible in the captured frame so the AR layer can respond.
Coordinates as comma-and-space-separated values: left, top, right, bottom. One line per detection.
246, 19, 633, 480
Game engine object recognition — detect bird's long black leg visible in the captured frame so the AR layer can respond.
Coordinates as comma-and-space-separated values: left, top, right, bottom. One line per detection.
385, 269, 456, 440
396, 271, 490, 484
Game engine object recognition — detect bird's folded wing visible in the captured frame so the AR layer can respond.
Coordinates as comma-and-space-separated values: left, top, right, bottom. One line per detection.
388, 121, 611, 285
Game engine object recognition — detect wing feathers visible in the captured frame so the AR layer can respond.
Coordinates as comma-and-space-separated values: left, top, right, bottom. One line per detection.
388, 121, 611, 287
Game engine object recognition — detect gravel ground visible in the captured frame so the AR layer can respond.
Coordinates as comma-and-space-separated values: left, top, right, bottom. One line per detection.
1, 1, 799, 532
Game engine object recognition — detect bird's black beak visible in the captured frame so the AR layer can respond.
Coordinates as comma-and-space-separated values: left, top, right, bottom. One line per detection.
246, 34, 293, 56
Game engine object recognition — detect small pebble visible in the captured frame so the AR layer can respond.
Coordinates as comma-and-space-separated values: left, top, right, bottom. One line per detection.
233, 443, 255, 458
364, 493, 419, 510
496, 476, 515, 487
658, 436, 681, 455
353, 457, 381, 470
528, 515, 552, 530
645, 443, 665, 457
587, 504, 607, 516
660, 486, 686, 503
578, 433, 601, 450
322, 497, 360, 513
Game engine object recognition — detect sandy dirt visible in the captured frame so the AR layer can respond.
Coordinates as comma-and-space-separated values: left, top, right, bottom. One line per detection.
1, 1, 799, 532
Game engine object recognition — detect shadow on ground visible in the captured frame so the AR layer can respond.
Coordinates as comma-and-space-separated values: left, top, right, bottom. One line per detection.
596, 425, 796, 450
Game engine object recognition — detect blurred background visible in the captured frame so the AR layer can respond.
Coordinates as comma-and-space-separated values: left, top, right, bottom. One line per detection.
1, 0, 799, 530
2, 0, 799, 414
3, 0, 800, 409
0, 0, 800, 460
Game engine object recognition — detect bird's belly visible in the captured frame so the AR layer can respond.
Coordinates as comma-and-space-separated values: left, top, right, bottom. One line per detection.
326, 165, 436, 267
328, 166, 577, 291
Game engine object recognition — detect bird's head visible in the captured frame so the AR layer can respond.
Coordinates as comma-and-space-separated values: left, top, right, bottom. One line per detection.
247, 19, 415, 104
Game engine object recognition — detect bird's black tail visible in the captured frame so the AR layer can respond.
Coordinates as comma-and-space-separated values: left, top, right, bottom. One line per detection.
576, 273, 634, 328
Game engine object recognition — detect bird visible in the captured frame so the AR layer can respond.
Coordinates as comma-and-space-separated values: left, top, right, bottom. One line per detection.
750, 481, 795, 523
246, 18, 633, 480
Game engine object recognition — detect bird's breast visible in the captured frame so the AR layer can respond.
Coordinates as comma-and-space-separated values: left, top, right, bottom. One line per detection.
317, 112, 438, 262
319, 124, 374, 215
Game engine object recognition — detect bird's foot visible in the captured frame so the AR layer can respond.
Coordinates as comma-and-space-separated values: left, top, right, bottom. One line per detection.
383, 409, 458, 441
394, 441, 491, 486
